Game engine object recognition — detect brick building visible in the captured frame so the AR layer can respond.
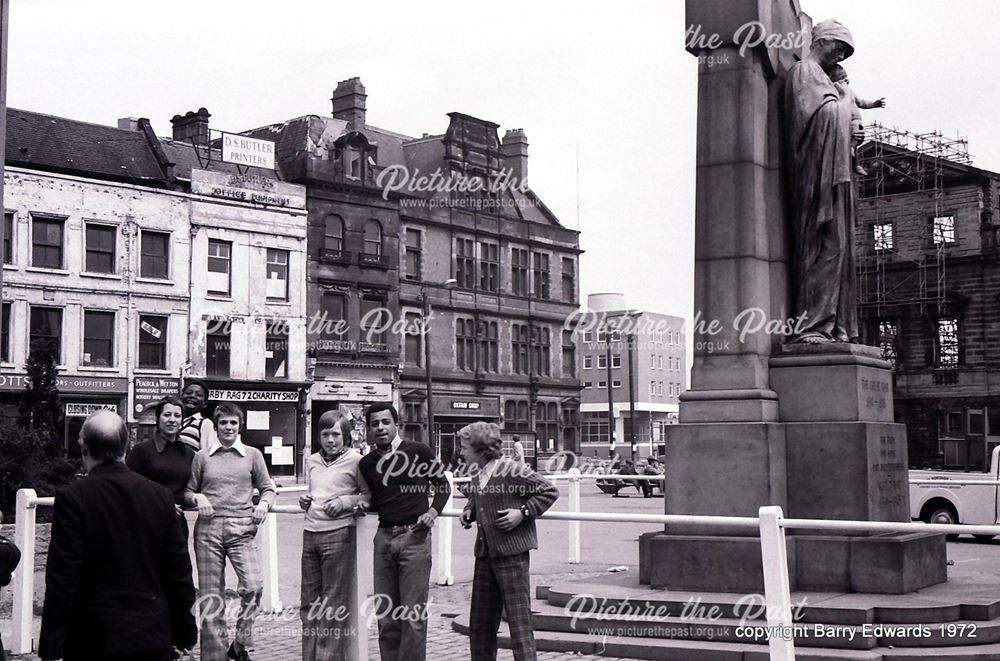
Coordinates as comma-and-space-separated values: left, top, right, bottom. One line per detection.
240, 78, 582, 462
0, 108, 310, 471
575, 293, 686, 460
856, 134, 1000, 469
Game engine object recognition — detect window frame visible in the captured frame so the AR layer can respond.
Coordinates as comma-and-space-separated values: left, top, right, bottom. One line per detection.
30, 214, 65, 270
82, 309, 116, 367
207, 239, 233, 296
138, 314, 168, 370
140, 229, 171, 280
265, 248, 290, 302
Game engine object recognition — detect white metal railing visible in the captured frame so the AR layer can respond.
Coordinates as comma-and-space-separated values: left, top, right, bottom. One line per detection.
15, 474, 992, 661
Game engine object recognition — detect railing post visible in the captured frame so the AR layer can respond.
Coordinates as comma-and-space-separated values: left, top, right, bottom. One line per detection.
758, 506, 795, 661
12, 488, 37, 654
436, 471, 455, 586
259, 511, 282, 613
568, 468, 581, 564
352, 514, 377, 661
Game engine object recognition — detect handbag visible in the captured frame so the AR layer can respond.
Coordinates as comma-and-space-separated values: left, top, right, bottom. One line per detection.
0, 534, 21, 586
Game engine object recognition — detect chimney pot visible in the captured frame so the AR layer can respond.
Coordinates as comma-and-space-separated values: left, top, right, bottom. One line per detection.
170, 108, 211, 145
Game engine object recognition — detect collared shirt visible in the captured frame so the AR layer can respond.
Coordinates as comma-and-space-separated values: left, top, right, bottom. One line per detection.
208, 437, 247, 457
479, 458, 499, 487
373, 435, 403, 456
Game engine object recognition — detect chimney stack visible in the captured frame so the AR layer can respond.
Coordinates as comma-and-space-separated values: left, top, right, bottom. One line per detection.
500, 128, 529, 186
331, 77, 367, 130
170, 108, 211, 145
117, 117, 140, 131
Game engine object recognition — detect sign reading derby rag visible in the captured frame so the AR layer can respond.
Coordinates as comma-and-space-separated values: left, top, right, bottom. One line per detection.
221, 133, 275, 169
210, 389, 299, 402
191, 169, 306, 209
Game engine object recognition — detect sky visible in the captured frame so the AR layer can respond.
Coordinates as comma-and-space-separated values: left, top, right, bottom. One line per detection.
6, 1, 1000, 326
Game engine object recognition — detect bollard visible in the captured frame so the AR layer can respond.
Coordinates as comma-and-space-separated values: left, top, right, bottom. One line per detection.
758, 506, 796, 661
436, 471, 455, 586
259, 511, 282, 613
12, 488, 37, 654
352, 514, 377, 661
567, 468, 581, 564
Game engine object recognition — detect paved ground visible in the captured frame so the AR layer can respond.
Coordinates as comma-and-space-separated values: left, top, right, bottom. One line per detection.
1, 482, 656, 660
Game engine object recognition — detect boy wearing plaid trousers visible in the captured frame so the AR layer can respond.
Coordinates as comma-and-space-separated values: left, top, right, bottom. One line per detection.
185, 403, 276, 661
459, 422, 559, 661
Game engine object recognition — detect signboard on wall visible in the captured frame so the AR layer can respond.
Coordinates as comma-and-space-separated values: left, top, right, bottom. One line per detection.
191, 169, 306, 209
311, 380, 393, 402
134, 377, 182, 414
66, 403, 118, 417
210, 389, 299, 403
432, 395, 500, 418
220, 134, 275, 169
0, 373, 127, 393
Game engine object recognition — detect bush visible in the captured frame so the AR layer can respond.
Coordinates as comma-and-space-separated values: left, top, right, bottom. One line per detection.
0, 422, 79, 523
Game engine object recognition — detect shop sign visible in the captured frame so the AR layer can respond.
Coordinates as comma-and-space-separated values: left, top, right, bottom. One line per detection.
0, 373, 128, 393
311, 381, 392, 401
66, 403, 118, 417
210, 389, 299, 402
134, 377, 182, 414
220, 134, 275, 169
433, 396, 500, 418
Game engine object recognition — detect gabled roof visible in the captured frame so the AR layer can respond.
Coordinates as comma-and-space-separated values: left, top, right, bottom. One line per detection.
5, 108, 166, 183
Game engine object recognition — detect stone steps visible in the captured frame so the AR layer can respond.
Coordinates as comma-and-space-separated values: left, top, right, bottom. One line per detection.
543, 579, 1000, 625
452, 612, 1000, 660
530, 600, 1000, 649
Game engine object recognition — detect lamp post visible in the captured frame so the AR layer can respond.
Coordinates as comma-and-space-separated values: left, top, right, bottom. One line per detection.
420, 279, 456, 451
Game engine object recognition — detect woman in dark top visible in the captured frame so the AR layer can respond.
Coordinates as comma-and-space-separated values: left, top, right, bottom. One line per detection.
127, 396, 196, 537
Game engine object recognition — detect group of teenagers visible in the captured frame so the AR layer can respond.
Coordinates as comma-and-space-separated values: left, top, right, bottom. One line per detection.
31, 378, 560, 661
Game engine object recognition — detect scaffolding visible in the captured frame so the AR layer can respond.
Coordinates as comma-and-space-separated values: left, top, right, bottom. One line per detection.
856, 124, 972, 325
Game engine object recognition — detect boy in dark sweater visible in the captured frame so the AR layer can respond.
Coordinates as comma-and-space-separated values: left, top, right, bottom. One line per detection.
359, 403, 449, 661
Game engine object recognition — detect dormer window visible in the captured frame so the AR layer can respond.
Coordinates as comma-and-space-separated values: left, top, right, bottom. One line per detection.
334, 132, 376, 183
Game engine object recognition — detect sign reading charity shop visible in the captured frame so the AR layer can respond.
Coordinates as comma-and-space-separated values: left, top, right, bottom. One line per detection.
221, 133, 275, 169
191, 169, 306, 209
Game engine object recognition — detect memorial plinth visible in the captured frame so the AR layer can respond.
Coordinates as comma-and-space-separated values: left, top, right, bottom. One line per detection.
644, 342, 946, 594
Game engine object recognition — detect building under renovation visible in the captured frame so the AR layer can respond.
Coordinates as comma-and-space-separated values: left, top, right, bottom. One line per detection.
855, 124, 1000, 469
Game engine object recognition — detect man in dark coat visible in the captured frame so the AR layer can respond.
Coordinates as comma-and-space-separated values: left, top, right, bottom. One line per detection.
39, 410, 197, 661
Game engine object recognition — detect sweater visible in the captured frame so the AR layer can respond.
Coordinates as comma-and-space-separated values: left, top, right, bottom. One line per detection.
304, 449, 371, 532
358, 439, 450, 528
126, 437, 196, 505
183, 441, 276, 517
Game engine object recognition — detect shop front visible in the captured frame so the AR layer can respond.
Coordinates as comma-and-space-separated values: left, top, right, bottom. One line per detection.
432, 394, 501, 468
205, 381, 309, 478
0, 373, 128, 456
133, 376, 183, 444
308, 379, 393, 455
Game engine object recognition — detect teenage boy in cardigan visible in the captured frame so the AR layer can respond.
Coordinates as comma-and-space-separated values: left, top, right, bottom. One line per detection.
358, 402, 450, 661
459, 421, 559, 661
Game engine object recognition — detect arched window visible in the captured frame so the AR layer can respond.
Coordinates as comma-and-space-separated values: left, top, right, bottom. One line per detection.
364, 219, 382, 256
324, 215, 344, 251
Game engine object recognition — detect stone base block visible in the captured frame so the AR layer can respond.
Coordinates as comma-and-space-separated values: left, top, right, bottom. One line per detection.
785, 421, 909, 522
641, 532, 947, 594
769, 342, 893, 423
664, 422, 787, 534
647, 534, 798, 592
850, 531, 948, 594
